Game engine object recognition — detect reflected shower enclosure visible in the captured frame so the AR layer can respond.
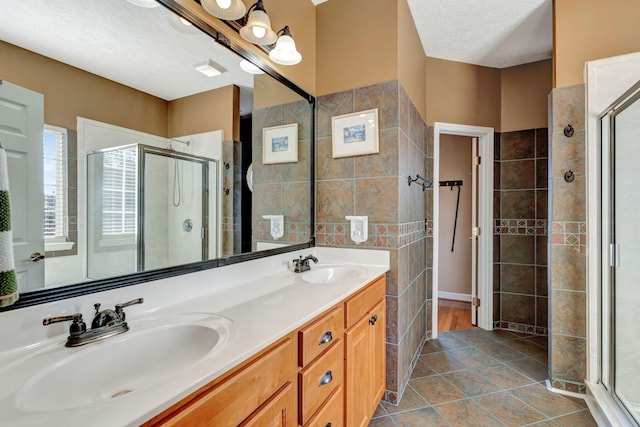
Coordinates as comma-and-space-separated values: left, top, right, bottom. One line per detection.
87, 144, 219, 279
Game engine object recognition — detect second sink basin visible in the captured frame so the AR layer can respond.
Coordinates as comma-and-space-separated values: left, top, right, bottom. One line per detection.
301, 265, 367, 284
12, 312, 233, 413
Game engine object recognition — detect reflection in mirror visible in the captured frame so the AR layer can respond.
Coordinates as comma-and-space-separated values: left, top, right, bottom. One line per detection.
0, 0, 313, 296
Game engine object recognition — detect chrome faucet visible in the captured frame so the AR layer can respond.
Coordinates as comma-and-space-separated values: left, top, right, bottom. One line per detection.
293, 254, 318, 273
43, 298, 144, 347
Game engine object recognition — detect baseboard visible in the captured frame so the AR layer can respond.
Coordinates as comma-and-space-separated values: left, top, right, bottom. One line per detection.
438, 291, 471, 302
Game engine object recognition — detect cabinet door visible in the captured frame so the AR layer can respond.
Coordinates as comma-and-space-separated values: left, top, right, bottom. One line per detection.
345, 315, 370, 427
369, 299, 386, 412
240, 382, 295, 427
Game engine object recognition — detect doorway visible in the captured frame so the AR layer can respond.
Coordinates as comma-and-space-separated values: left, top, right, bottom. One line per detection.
432, 123, 494, 337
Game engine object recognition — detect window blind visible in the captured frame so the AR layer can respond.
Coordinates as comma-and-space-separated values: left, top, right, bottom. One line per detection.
43, 126, 67, 239
101, 147, 137, 236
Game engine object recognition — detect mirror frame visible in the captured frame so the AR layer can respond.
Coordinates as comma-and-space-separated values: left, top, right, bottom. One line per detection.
0, 0, 316, 312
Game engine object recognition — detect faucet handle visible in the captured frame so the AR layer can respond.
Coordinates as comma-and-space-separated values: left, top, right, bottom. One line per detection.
115, 297, 144, 321
43, 313, 86, 335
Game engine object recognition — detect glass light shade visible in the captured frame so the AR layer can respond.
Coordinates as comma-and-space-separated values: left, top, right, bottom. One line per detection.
201, 0, 246, 20
239, 59, 265, 75
269, 35, 302, 65
126, 0, 160, 7
239, 10, 277, 45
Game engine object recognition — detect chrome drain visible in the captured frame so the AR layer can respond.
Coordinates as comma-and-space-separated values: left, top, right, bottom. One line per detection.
111, 389, 133, 398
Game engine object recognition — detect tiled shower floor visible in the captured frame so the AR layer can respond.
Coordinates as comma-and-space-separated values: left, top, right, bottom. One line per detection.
370, 328, 597, 426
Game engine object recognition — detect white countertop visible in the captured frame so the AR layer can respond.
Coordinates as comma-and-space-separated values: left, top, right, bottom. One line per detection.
0, 247, 389, 427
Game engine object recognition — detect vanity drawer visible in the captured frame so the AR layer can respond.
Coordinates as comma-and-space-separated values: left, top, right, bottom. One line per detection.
299, 339, 344, 425
304, 386, 343, 427
345, 276, 385, 329
299, 305, 343, 367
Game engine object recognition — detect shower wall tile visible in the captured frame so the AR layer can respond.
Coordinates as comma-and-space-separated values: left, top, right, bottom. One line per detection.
502, 293, 536, 325
316, 89, 354, 139
551, 84, 585, 132
317, 137, 354, 180
496, 128, 549, 335
500, 130, 535, 160
356, 128, 399, 178
355, 80, 399, 130
551, 290, 586, 337
316, 80, 429, 404
501, 160, 535, 190
501, 190, 536, 218
549, 84, 587, 392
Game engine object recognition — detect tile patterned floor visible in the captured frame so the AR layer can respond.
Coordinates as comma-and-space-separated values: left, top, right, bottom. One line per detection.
370, 328, 597, 427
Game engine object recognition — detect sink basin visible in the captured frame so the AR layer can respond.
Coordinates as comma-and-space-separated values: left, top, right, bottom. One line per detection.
301, 265, 367, 284
11, 313, 233, 413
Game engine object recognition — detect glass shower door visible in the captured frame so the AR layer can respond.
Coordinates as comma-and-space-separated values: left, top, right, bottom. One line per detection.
607, 86, 640, 424
142, 150, 206, 271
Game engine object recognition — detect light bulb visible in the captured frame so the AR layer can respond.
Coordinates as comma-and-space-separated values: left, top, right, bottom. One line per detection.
179, 17, 192, 26
216, 0, 231, 9
252, 26, 266, 39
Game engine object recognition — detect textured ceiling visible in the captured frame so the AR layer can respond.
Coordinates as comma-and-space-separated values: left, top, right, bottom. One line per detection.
406, 0, 552, 68
0, 0, 255, 110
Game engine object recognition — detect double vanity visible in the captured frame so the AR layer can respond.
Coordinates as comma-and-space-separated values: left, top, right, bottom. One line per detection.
0, 248, 389, 426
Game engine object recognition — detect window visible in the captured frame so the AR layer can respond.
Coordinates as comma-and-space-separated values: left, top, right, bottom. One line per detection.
43, 125, 69, 245
101, 147, 137, 236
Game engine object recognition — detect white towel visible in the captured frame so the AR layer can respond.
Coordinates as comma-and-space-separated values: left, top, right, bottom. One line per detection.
0, 141, 18, 307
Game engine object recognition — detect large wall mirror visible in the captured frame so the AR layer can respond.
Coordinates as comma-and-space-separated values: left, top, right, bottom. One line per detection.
0, 0, 314, 309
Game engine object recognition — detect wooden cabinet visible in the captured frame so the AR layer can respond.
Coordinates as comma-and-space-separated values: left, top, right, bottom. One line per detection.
344, 277, 386, 427
239, 383, 295, 427
143, 334, 296, 427
143, 275, 385, 427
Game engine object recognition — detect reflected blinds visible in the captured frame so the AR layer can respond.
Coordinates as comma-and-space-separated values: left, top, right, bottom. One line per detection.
43, 126, 67, 239
101, 147, 137, 236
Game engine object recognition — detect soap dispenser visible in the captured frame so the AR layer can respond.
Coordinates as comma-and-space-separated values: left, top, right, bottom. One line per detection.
345, 215, 368, 245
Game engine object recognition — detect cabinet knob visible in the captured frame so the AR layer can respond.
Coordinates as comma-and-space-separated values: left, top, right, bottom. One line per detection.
325, 423, 332, 427
319, 370, 333, 387
369, 314, 378, 325
319, 331, 333, 345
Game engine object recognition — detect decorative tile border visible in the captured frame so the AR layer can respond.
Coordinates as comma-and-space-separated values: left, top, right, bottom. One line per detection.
494, 219, 548, 235
253, 220, 310, 244
550, 377, 586, 394
315, 220, 427, 249
494, 320, 548, 336
551, 221, 587, 253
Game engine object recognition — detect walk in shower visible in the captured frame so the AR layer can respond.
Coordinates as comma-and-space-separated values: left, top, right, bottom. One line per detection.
86, 144, 219, 280
600, 81, 640, 425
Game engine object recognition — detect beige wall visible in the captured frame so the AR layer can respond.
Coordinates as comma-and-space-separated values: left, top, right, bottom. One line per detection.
426, 56, 501, 129
397, 0, 426, 120
0, 41, 168, 135
438, 135, 472, 295
253, 73, 304, 110
168, 85, 239, 140
501, 60, 552, 132
175, 0, 316, 95
316, 0, 398, 96
554, 0, 640, 87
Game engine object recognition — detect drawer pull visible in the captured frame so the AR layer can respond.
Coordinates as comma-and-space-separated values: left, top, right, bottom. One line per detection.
319, 331, 333, 345
325, 424, 332, 427
369, 314, 378, 325
319, 370, 333, 387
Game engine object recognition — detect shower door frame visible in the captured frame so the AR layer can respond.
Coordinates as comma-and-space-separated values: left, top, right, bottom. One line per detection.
137, 144, 218, 272
599, 83, 640, 427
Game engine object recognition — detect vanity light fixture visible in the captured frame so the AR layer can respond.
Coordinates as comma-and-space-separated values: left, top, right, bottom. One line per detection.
192, 59, 227, 77
201, 0, 246, 21
125, 0, 160, 8
269, 26, 302, 66
240, 59, 265, 75
239, 0, 277, 46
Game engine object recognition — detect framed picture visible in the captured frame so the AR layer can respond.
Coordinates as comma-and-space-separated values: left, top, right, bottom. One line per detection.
331, 108, 379, 158
262, 123, 298, 164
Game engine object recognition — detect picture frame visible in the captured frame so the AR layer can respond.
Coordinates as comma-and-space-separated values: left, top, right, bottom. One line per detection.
262, 123, 298, 164
331, 108, 379, 158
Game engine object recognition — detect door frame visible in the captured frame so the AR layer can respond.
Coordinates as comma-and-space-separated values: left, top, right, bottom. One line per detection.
432, 122, 494, 337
